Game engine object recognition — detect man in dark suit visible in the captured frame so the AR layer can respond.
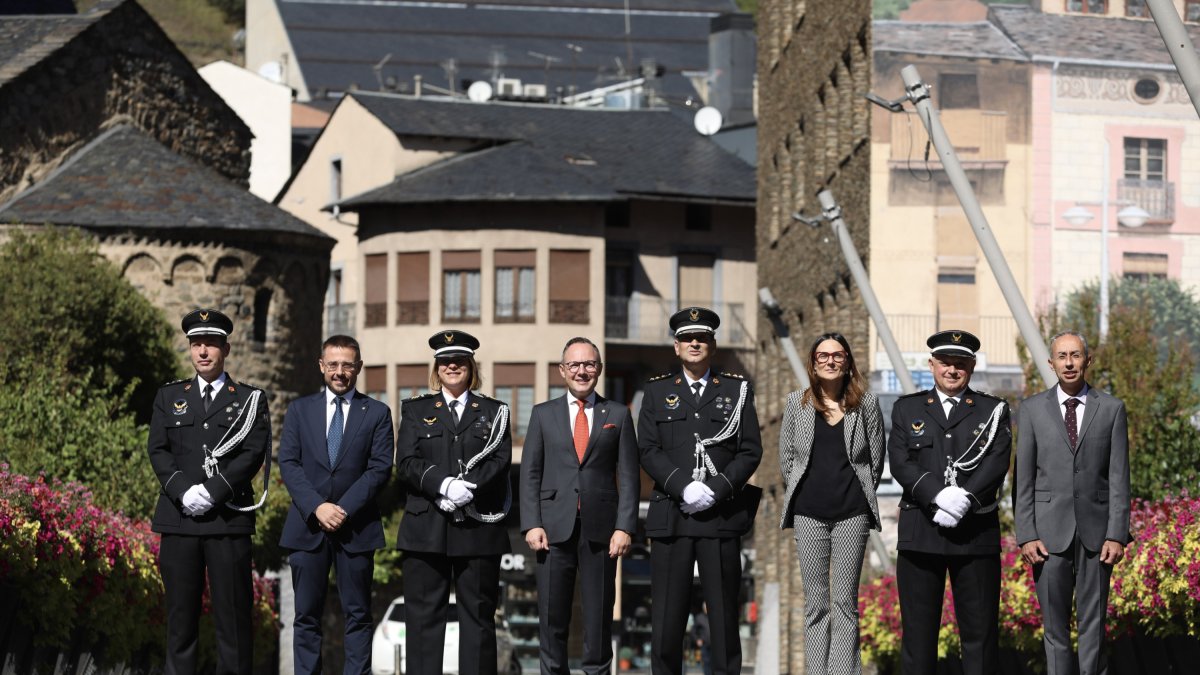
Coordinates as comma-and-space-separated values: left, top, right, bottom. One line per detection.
396, 330, 512, 675
520, 336, 639, 675
638, 307, 762, 675
278, 334, 394, 675
147, 308, 270, 675
1015, 330, 1129, 675
887, 330, 1012, 675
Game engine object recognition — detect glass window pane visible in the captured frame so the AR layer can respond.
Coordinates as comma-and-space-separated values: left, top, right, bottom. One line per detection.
518, 268, 535, 318
549, 385, 567, 401
496, 268, 514, 318
516, 385, 535, 438
465, 271, 481, 319
444, 272, 461, 318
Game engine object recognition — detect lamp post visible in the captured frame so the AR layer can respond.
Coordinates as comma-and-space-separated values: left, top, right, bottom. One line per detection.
1060, 140, 1150, 341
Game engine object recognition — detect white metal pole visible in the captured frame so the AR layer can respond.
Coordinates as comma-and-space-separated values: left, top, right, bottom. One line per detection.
900, 64, 1057, 388
1145, 0, 1200, 121
1100, 139, 1111, 342
758, 287, 812, 391
818, 190, 917, 394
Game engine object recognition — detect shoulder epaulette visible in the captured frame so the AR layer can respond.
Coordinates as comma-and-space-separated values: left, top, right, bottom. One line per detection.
408, 392, 437, 401
897, 389, 931, 400
971, 389, 1002, 401
720, 371, 745, 380
646, 372, 674, 382
472, 391, 499, 402
162, 377, 190, 388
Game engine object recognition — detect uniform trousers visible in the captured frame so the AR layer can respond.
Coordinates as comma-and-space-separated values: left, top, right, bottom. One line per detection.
288, 539, 376, 675
896, 550, 999, 675
159, 533, 254, 675
401, 551, 501, 675
792, 514, 871, 675
649, 536, 742, 675
536, 518, 617, 675
1034, 535, 1112, 675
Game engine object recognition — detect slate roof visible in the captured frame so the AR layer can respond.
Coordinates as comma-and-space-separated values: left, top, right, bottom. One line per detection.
338, 92, 756, 206
0, 8, 102, 87
0, 126, 332, 245
989, 4, 1200, 66
873, 20, 1025, 61
276, 0, 736, 101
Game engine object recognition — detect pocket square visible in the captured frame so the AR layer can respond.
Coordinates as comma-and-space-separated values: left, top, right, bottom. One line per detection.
603, 423, 618, 429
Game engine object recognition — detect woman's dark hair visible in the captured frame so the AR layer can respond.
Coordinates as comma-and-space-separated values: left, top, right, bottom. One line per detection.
800, 332, 866, 413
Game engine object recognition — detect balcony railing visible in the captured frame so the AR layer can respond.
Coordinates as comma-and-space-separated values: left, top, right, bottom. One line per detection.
549, 300, 589, 324
605, 296, 751, 348
325, 304, 356, 338
876, 314, 1021, 367
1117, 179, 1174, 224
396, 300, 429, 325
890, 110, 1008, 164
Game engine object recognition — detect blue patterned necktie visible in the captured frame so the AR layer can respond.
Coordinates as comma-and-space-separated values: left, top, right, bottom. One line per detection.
328, 395, 345, 465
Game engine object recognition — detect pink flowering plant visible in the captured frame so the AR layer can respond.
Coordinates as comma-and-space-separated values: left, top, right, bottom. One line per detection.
0, 465, 277, 668
859, 493, 1200, 668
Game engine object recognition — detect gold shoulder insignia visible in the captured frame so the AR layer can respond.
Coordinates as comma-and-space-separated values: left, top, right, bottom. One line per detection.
720, 371, 745, 380
647, 372, 674, 382
162, 378, 190, 388
898, 389, 931, 400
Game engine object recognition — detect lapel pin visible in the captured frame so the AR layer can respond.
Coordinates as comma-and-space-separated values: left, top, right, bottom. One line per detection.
471, 401, 479, 408
712, 377, 720, 385
183, 383, 192, 391
965, 398, 974, 406
225, 406, 232, 413
228, 385, 235, 393
926, 397, 935, 405
674, 378, 682, 384
435, 400, 443, 408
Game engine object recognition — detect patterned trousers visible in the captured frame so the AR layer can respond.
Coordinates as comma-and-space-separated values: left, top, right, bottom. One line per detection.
792, 513, 871, 675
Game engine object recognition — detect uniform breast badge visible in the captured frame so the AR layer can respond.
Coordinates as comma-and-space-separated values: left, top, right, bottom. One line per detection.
664, 394, 680, 410
173, 399, 188, 415
910, 419, 925, 437
423, 416, 437, 426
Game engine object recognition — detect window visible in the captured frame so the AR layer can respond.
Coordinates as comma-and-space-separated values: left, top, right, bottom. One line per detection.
605, 249, 635, 339
495, 250, 535, 323
937, 266, 979, 335
1067, 0, 1107, 13
364, 254, 387, 327
396, 252, 430, 324
442, 251, 481, 322
547, 363, 567, 401
1124, 138, 1165, 181
678, 252, 715, 309
396, 364, 427, 411
330, 157, 343, 204
1123, 252, 1168, 280
549, 250, 590, 324
364, 366, 387, 405
605, 202, 630, 228
685, 203, 712, 231
938, 73, 980, 109
253, 288, 272, 343
1133, 77, 1161, 103
1189, 0, 1200, 21
494, 363, 535, 441
1127, 0, 1146, 17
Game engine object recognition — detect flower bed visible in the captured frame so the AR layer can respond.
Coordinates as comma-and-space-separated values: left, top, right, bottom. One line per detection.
859, 493, 1200, 668
0, 464, 277, 669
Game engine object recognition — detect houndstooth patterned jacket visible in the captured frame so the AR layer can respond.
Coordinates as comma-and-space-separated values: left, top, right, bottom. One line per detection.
778, 389, 886, 530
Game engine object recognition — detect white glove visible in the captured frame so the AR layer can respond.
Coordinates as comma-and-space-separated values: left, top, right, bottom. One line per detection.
680, 481, 716, 514
182, 484, 214, 516
933, 508, 960, 528
934, 487, 971, 520
443, 479, 478, 507
436, 497, 458, 513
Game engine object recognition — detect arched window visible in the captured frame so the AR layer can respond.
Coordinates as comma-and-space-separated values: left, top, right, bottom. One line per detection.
254, 288, 272, 343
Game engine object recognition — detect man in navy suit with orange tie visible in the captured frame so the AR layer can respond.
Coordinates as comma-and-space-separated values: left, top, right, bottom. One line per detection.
279, 335, 394, 675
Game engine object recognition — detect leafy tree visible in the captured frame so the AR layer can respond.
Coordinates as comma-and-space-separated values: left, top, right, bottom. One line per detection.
1021, 278, 1200, 500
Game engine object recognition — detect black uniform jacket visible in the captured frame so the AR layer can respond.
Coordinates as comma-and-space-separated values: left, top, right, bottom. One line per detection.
887, 387, 1012, 555
638, 371, 763, 538
395, 391, 512, 556
147, 375, 270, 535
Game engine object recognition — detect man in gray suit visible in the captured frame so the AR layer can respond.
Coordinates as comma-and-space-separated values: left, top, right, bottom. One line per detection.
519, 336, 639, 675
1014, 330, 1130, 675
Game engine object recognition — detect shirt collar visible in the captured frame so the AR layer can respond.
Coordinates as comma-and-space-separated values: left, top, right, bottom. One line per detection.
442, 389, 469, 408
567, 391, 597, 408
935, 388, 962, 405
197, 372, 227, 393
683, 368, 711, 388
1057, 383, 1089, 406
326, 387, 354, 405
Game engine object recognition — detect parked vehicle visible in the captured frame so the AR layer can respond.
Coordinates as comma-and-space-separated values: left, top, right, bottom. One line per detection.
371, 593, 521, 675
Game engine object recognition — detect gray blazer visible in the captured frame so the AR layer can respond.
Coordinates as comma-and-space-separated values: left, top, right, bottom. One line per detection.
1014, 384, 1131, 553
778, 389, 886, 530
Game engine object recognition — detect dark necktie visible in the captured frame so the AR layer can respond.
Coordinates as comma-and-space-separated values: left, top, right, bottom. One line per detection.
202, 384, 214, 412
692, 381, 703, 402
449, 399, 460, 426
1065, 398, 1081, 450
944, 397, 958, 421
328, 396, 345, 465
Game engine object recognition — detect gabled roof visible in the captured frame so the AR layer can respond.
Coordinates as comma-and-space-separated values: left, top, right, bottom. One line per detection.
338, 93, 756, 206
0, 3, 105, 87
873, 20, 1025, 61
275, 0, 736, 100
0, 125, 332, 245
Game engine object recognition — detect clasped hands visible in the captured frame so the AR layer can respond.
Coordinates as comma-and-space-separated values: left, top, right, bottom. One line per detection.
436, 477, 478, 513
181, 484, 214, 516
680, 481, 716, 515
932, 486, 972, 528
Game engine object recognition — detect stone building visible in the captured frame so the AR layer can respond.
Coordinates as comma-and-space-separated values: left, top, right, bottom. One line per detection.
0, 0, 333, 413
753, 0, 873, 672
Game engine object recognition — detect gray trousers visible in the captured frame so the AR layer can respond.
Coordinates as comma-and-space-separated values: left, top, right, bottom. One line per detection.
793, 514, 871, 675
1034, 535, 1113, 675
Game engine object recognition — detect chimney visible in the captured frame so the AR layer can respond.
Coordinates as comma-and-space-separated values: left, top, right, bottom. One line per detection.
708, 13, 756, 127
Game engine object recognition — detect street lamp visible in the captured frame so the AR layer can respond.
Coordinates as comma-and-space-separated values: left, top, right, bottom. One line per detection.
1061, 199, 1149, 341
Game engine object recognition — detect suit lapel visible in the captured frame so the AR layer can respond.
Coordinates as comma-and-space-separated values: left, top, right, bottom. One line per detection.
200, 376, 234, 422
927, 393, 949, 429
944, 389, 975, 429
333, 391, 368, 468
1044, 385, 1072, 451
311, 391, 332, 468
794, 402, 816, 471
582, 395, 609, 465
437, 393, 458, 434
842, 407, 858, 461
1074, 384, 1101, 448
697, 375, 723, 412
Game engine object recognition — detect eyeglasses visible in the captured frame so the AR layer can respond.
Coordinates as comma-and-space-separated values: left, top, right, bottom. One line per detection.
561, 360, 601, 373
321, 361, 360, 373
814, 352, 847, 364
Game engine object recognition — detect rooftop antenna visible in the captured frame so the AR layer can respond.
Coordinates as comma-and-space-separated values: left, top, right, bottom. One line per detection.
527, 50, 562, 86
372, 53, 392, 91
441, 58, 459, 93
565, 42, 583, 92
623, 0, 633, 80
489, 46, 507, 85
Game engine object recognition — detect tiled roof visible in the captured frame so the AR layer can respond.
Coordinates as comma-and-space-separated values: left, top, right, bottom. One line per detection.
339, 93, 756, 206
873, 20, 1025, 61
0, 9, 101, 87
0, 125, 332, 244
276, 0, 736, 100
989, 4, 1200, 66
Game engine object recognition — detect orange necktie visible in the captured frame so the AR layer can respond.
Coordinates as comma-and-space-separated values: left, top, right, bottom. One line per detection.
573, 398, 589, 463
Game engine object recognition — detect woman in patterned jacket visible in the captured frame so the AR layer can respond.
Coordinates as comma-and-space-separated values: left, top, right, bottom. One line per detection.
778, 332, 885, 675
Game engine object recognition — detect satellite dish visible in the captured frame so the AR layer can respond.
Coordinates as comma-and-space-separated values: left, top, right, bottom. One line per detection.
693, 106, 723, 136
467, 80, 494, 102
258, 61, 283, 83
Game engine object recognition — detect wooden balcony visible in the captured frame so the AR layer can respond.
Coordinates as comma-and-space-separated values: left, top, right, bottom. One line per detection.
889, 110, 1008, 167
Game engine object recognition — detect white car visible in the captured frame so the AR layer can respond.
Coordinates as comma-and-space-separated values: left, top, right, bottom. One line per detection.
371, 594, 521, 675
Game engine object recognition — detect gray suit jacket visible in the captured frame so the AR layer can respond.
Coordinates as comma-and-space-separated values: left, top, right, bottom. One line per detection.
519, 394, 639, 543
1014, 384, 1131, 553
778, 390, 886, 530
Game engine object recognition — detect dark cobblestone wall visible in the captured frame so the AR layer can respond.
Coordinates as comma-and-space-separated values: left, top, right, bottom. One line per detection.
753, 0, 874, 672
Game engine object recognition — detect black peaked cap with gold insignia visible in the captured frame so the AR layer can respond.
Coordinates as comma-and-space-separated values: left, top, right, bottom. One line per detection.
181, 308, 233, 338
927, 329, 980, 358
428, 329, 480, 357
668, 306, 721, 337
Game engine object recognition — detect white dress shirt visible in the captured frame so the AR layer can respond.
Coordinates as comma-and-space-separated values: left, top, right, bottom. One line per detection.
197, 372, 228, 403
683, 369, 712, 399
1057, 383, 1090, 429
325, 387, 352, 434
935, 388, 961, 418
442, 389, 469, 418
566, 391, 597, 435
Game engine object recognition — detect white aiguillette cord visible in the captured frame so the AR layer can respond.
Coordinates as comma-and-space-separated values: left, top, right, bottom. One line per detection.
456, 403, 512, 523
692, 380, 749, 482
202, 388, 271, 512
943, 401, 1006, 513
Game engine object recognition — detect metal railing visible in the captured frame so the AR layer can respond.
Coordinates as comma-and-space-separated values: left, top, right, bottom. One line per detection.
890, 109, 1008, 164
325, 304, 356, 337
1117, 178, 1174, 223
877, 314, 1021, 366
605, 296, 751, 347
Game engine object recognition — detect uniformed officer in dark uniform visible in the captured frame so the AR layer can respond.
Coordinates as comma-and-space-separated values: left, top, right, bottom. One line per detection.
887, 330, 1012, 675
395, 330, 512, 675
147, 308, 271, 675
638, 307, 763, 675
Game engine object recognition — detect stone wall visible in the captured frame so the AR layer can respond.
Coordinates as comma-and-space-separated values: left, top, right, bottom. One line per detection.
0, 0, 250, 203
753, 0, 874, 672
